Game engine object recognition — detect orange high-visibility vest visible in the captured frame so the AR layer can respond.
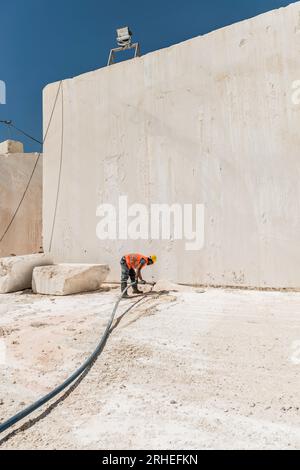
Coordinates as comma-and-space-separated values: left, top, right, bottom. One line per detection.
125, 253, 148, 270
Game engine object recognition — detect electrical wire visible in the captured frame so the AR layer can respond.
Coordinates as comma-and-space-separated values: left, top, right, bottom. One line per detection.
9, 123, 42, 145
0, 120, 42, 145
48, 82, 64, 252
0, 81, 62, 244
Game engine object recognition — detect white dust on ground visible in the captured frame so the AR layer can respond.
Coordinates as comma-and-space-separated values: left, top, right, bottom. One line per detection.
0, 285, 300, 449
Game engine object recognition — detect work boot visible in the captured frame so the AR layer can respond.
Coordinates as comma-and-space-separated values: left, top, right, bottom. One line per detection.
132, 284, 143, 295
121, 283, 129, 298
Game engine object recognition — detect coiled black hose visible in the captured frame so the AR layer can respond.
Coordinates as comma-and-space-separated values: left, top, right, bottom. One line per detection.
0, 283, 143, 435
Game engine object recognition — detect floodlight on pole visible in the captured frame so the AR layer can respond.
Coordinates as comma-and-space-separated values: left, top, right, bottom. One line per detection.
108, 26, 141, 66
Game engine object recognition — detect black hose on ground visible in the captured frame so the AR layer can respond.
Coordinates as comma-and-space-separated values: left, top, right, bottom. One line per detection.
0, 283, 145, 435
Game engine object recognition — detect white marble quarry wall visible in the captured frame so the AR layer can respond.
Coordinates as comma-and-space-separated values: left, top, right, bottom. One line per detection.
43, 2, 300, 287
0, 143, 42, 257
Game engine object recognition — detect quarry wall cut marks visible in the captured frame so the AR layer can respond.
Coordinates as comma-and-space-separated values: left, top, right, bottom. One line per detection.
44, 2, 300, 288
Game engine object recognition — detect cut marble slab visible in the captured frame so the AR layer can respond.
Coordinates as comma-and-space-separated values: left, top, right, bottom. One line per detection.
32, 263, 110, 296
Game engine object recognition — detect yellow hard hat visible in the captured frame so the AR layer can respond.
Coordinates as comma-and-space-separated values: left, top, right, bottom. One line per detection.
149, 255, 157, 263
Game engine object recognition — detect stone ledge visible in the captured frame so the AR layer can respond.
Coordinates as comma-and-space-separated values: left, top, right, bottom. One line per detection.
0, 140, 24, 154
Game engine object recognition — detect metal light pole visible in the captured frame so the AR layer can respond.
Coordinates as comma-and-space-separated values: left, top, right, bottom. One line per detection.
108, 27, 141, 66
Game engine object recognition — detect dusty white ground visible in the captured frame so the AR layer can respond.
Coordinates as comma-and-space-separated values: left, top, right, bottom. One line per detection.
0, 285, 300, 450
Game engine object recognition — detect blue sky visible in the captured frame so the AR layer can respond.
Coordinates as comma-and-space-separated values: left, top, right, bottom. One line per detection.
0, 0, 298, 151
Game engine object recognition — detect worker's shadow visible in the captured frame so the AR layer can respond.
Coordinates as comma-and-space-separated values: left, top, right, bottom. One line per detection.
0, 295, 149, 447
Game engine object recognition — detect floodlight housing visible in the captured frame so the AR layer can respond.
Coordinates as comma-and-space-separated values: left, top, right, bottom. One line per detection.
116, 26, 132, 47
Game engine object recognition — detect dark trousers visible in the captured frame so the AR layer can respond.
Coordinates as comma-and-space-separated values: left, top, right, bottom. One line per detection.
120, 257, 136, 286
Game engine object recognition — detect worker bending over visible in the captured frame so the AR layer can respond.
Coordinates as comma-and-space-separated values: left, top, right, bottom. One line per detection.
120, 253, 157, 297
